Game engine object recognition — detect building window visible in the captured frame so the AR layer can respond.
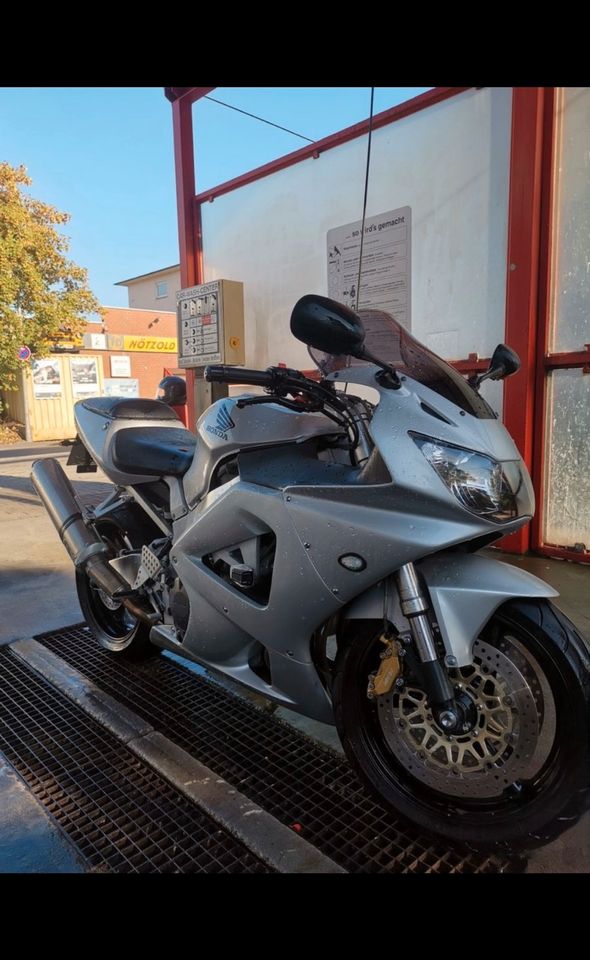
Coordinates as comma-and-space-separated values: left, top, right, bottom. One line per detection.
156, 281, 168, 299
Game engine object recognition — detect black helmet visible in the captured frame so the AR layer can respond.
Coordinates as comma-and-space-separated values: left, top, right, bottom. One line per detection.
156, 375, 187, 405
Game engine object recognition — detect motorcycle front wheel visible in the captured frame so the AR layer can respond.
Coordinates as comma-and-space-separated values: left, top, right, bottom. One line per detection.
333, 599, 590, 848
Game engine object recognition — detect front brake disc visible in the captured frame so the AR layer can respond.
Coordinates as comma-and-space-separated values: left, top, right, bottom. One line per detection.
376, 636, 543, 799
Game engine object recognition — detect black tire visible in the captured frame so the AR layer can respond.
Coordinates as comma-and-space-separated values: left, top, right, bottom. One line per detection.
75, 516, 157, 661
333, 599, 590, 849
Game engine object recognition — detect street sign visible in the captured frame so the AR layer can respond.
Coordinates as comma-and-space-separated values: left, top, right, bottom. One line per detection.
18, 346, 31, 361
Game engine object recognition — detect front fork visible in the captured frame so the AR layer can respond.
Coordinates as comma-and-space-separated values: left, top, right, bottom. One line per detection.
395, 563, 474, 734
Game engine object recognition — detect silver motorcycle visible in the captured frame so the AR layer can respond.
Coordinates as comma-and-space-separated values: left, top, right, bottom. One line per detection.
32, 295, 590, 848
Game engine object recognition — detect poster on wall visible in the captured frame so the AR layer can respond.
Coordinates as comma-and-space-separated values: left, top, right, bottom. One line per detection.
103, 378, 139, 398
32, 359, 62, 398
110, 355, 131, 378
70, 357, 99, 397
327, 206, 411, 330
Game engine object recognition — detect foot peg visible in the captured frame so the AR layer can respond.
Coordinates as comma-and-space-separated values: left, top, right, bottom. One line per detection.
133, 545, 164, 590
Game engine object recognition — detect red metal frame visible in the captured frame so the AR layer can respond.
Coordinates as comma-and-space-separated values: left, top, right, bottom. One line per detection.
536, 544, 590, 562
165, 88, 217, 106
499, 88, 546, 554
450, 356, 490, 375
541, 348, 590, 370
531, 88, 558, 557
193, 87, 471, 206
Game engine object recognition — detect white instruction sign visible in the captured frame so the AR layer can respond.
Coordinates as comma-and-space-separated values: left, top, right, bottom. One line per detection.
327, 206, 411, 330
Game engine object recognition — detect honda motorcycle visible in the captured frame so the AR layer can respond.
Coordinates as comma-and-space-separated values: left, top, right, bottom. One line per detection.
32, 295, 590, 848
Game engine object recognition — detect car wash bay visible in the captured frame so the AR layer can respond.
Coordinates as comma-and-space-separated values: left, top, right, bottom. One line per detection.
1, 87, 590, 873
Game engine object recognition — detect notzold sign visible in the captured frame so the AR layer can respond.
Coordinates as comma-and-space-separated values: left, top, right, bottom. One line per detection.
123, 335, 177, 352
106, 334, 177, 353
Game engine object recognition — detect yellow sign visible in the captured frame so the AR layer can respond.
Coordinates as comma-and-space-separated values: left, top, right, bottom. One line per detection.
50, 334, 84, 349
122, 335, 177, 353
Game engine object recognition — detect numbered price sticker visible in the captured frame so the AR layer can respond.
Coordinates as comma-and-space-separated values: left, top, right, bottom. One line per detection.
18, 346, 31, 361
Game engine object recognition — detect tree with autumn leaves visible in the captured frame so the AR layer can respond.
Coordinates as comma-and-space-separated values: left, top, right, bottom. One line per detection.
0, 161, 102, 397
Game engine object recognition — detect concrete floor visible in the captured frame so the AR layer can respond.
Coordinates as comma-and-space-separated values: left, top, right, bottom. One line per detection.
1, 440, 588, 872
0, 442, 110, 644
0, 756, 84, 873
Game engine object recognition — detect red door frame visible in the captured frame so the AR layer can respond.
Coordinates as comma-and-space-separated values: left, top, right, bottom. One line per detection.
530, 89, 590, 563
166, 86, 573, 559
497, 88, 547, 554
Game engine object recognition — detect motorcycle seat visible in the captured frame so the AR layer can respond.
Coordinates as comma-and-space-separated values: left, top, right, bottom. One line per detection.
112, 426, 197, 477
81, 396, 180, 422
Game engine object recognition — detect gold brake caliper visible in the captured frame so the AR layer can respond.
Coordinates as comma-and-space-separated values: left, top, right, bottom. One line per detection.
367, 634, 403, 699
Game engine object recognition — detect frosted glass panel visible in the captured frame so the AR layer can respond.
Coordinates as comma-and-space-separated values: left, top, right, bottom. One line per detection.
551, 88, 590, 353
544, 369, 590, 548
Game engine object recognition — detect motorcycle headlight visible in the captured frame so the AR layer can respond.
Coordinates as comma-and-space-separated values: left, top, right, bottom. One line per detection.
412, 435, 519, 523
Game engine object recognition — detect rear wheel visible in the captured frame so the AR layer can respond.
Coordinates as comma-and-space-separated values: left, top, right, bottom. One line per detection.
75, 518, 156, 660
333, 599, 590, 848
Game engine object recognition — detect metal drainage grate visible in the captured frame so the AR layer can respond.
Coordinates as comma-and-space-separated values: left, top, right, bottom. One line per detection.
0, 649, 268, 874
36, 624, 522, 874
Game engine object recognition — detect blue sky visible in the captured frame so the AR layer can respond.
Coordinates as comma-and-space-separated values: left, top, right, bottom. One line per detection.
0, 87, 430, 307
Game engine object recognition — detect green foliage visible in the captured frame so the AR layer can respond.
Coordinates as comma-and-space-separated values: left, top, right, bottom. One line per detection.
0, 162, 102, 389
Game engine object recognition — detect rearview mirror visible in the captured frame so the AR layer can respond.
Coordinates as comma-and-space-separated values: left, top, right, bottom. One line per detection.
487, 343, 521, 380
290, 295, 366, 356
470, 343, 521, 390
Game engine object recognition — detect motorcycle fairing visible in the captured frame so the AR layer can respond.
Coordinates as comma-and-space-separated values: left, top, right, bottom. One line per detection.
72, 367, 547, 723
169, 373, 538, 721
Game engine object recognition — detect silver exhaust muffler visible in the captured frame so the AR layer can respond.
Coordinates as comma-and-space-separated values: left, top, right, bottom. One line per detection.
31, 458, 157, 624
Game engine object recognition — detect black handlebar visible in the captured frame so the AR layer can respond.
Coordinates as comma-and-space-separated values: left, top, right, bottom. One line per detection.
204, 365, 278, 388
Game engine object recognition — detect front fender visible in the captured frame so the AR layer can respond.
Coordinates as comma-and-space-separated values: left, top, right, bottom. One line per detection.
344, 552, 558, 667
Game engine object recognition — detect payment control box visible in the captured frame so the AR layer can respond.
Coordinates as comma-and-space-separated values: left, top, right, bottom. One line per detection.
177, 279, 245, 369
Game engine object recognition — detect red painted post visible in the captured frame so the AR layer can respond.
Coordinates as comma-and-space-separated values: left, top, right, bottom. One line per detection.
168, 88, 215, 431
171, 95, 198, 431
500, 88, 546, 554
171, 96, 197, 290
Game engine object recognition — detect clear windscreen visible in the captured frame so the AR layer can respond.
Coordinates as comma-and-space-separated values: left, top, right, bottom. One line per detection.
309, 308, 496, 420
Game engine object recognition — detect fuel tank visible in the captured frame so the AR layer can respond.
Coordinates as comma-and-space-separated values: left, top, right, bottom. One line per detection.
183, 395, 338, 506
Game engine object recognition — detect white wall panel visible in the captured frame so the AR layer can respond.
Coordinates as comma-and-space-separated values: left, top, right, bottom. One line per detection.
201, 87, 512, 416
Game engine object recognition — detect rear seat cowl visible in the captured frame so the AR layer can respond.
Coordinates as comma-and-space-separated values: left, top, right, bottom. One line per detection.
80, 397, 180, 421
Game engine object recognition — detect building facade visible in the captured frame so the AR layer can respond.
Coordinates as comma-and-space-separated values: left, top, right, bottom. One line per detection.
2, 306, 179, 441
83, 306, 178, 399
115, 265, 181, 312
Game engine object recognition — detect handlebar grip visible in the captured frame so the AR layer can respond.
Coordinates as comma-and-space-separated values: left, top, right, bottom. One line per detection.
204, 365, 276, 387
